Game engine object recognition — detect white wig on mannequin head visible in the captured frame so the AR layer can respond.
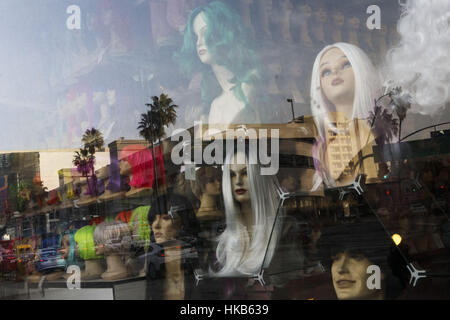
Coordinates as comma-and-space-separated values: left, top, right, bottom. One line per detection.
212, 148, 281, 277
310, 42, 382, 138
94, 221, 132, 255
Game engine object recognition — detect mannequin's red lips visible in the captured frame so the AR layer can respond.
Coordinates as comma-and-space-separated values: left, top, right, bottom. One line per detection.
332, 78, 344, 86
235, 189, 247, 195
198, 49, 206, 55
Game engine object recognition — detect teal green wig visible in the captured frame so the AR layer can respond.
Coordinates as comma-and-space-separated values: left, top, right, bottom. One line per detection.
74, 225, 103, 260
174, 1, 263, 112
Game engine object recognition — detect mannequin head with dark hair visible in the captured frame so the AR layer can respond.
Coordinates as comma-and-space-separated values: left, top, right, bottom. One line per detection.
148, 193, 199, 245
146, 193, 199, 300
318, 220, 406, 300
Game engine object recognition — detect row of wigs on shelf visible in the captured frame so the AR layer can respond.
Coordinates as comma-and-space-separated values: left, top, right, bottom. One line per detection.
60, 206, 151, 266
60, 144, 166, 205
72, 218, 135, 280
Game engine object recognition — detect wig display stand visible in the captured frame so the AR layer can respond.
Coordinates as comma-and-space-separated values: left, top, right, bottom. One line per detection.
196, 192, 223, 221
81, 259, 104, 280
196, 209, 223, 221
101, 255, 129, 281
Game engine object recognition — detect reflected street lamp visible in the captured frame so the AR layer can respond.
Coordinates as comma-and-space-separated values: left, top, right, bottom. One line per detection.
287, 98, 295, 122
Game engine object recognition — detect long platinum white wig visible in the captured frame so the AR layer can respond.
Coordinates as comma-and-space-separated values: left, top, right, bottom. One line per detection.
212, 149, 281, 277
310, 42, 381, 189
310, 42, 382, 138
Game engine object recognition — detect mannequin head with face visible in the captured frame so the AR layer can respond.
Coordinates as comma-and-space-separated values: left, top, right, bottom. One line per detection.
148, 194, 199, 246
318, 221, 405, 300
176, 1, 260, 111
310, 42, 381, 137
150, 212, 181, 245
331, 251, 383, 300
319, 47, 356, 114
212, 148, 281, 277
60, 227, 87, 269
229, 158, 251, 205
193, 12, 215, 66
179, 1, 256, 69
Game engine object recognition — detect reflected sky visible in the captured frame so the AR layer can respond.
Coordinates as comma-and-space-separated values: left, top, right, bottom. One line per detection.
0, 0, 447, 151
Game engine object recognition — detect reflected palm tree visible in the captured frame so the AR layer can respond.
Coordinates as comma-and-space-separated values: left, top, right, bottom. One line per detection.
369, 105, 398, 179
140, 94, 178, 143
369, 105, 399, 148
82, 128, 105, 155
388, 87, 411, 142
138, 94, 178, 197
73, 127, 104, 195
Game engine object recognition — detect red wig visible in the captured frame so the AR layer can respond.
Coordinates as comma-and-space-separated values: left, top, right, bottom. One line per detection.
120, 145, 154, 188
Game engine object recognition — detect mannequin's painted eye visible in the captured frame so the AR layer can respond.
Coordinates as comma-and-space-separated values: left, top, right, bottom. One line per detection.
342, 60, 352, 70
321, 68, 332, 77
